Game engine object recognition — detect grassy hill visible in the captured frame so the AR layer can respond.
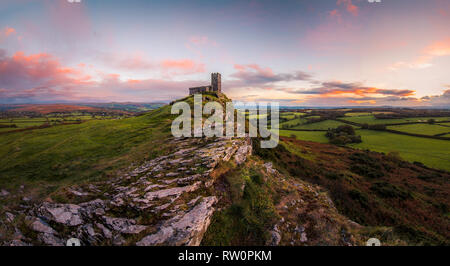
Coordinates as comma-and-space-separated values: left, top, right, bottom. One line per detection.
0, 104, 175, 197
0, 92, 230, 200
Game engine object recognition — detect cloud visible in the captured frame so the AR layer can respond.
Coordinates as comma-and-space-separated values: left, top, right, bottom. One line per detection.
229, 64, 312, 87
0, 26, 17, 42
289, 81, 415, 97
389, 38, 450, 70
160, 59, 205, 74
0, 49, 202, 103
337, 0, 359, 16
425, 38, 450, 56
102, 53, 205, 76
420, 89, 450, 106
2, 27, 15, 37
188, 36, 218, 47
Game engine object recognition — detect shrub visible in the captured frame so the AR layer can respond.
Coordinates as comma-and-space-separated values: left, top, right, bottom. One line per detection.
348, 189, 369, 208
368, 124, 386, 130
326, 125, 361, 145
370, 182, 411, 199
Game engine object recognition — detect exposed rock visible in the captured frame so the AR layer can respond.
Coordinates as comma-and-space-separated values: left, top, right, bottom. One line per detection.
5, 212, 15, 222
234, 142, 252, 165
300, 232, 308, 243
96, 223, 112, 239
267, 231, 281, 246
165, 172, 179, 177
136, 196, 217, 246
103, 217, 147, 234
0, 189, 10, 197
1, 136, 254, 246
38, 203, 83, 226
31, 218, 57, 234
68, 188, 89, 197
144, 181, 201, 201
38, 233, 64, 246
8, 239, 31, 246
263, 162, 276, 174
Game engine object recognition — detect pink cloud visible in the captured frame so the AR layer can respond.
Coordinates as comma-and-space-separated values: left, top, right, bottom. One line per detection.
389, 37, 450, 70
424, 37, 450, 56
160, 59, 205, 73
337, 0, 359, 16
188, 36, 217, 47
3, 27, 16, 37
0, 49, 206, 103
101, 53, 206, 75
117, 54, 154, 70
328, 9, 342, 23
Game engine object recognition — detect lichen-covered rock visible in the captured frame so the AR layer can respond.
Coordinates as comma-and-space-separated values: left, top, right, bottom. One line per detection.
103, 217, 147, 234
234, 142, 252, 165
30, 218, 56, 234
136, 196, 217, 246
143, 181, 202, 201
38, 203, 83, 226
267, 231, 281, 246
38, 233, 64, 246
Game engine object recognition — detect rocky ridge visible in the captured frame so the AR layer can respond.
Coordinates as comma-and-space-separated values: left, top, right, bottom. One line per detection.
0, 136, 252, 246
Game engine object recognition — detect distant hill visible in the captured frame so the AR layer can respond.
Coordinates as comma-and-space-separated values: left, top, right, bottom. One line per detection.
0, 102, 166, 114
0, 104, 102, 114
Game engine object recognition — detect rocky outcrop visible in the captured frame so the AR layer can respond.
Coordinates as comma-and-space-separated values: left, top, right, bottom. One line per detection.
1, 136, 252, 246
136, 196, 217, 246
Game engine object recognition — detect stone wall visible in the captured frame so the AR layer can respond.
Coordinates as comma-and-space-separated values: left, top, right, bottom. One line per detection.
189, 86, 211, 95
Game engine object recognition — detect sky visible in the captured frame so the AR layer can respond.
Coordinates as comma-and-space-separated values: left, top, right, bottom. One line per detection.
0, 0, 449, 106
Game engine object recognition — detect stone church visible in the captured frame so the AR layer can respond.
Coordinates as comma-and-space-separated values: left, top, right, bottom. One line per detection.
189, 73, 221, 95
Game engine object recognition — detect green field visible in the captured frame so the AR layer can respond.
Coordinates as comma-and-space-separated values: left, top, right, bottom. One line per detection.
0, 118, 48, 132
349, 130, 450, 171
388, 123, 450, 136
247, 113, 268, 119
0, 113, 125, 133
342, 115, 450, 125
280, 112, 299, 120
280, 117, 308, 127
279, 129, 328, 143
291, 119, 356, 130
344, 112, 371, 117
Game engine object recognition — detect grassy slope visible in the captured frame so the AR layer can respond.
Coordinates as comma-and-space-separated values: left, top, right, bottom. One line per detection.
279, 130, 328, 143
263, 137, 450, 245
0, 105, 175, 193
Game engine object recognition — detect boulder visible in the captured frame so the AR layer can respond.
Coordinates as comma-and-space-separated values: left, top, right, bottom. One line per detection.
103, 217, 147, 234
38, 203, 83, 226
30, 217, 57, 234
136, 196, 217, 246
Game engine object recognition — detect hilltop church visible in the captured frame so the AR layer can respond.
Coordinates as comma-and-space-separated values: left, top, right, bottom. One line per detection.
189, 73, 221, 95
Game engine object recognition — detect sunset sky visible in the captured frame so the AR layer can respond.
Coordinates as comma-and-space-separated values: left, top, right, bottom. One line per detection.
0, 0, 449, 106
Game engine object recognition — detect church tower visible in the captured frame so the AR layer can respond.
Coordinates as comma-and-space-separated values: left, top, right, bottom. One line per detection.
211, 73, 221, 93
